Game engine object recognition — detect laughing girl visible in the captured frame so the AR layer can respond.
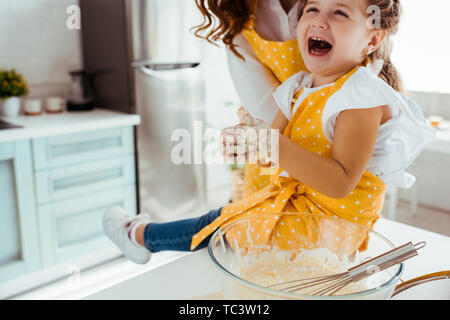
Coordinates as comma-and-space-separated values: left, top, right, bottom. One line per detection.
103, 0, 434, 264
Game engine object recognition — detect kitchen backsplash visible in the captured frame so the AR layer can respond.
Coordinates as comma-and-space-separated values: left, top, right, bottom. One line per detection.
0, 0, 82, 99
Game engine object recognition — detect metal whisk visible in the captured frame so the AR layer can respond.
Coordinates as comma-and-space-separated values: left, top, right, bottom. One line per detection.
267, 241, 426, 296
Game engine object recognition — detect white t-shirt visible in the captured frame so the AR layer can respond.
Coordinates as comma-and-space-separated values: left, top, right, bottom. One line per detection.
226, 0, 300, 124
272, 66, 436, 189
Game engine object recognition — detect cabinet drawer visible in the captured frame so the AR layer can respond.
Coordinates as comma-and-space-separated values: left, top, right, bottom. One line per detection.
32, 126, 134, 170
0, 142, 14, 158
35, 156, 135, 204
37, 184, 137, 267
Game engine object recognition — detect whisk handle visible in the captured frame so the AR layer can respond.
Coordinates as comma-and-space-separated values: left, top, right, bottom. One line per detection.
348, 242, 425, 282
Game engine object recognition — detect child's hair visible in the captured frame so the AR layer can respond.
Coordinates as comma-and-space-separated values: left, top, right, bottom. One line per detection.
297, 0, 404, 92
367, 0, 403, 92
192, 0, 256, 59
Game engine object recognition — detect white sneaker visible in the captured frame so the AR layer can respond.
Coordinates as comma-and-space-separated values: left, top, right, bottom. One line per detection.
103, 206, 152, 264
135, 212, 151, 223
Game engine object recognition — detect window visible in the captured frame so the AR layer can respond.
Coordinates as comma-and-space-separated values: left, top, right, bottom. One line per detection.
391, 0, 450, 93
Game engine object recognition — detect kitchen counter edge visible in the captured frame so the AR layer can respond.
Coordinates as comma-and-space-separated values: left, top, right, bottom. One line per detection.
0, 109, 141, 143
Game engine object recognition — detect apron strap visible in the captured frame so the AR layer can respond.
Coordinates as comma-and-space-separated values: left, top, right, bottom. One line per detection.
249, 0, 258, 15
248, 0, 258, 23
244, 1, 257, 31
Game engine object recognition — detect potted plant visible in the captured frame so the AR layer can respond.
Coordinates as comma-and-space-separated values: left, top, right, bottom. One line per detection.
0, 69, 29, 117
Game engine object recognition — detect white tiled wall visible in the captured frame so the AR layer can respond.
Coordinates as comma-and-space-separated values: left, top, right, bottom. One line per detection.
0, 0, 82, 99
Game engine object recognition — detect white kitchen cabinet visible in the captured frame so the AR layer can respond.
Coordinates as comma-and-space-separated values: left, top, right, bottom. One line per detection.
37, 184, 136, 267
0, 114, 139, 288
31, 126, 134, 170
30, 126, 137, 269
34, 155, 136, 204
0, 141, 40, 282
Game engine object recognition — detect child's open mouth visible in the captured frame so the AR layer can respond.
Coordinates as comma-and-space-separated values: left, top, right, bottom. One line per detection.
308, 36, 333, 57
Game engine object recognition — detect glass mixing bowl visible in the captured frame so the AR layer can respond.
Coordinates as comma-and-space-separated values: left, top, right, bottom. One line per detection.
208, 213, 403, 300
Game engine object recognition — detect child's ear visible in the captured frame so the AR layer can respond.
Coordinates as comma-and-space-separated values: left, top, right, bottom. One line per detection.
368, 29, 387, 54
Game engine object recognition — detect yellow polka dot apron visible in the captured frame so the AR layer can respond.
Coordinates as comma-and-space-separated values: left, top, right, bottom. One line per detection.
191, 65, 386, 253
241, 6, 309, 198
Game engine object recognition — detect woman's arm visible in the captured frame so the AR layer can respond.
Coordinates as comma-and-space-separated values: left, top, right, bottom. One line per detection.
226, 34, 281, 124
278, 106, 385, 198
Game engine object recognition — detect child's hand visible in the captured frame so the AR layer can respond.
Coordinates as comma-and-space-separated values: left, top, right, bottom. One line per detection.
237, 106, 257, 126
220, 107, 278, 167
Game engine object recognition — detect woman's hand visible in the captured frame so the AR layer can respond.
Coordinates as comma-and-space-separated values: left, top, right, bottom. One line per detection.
220, 107, 278, 167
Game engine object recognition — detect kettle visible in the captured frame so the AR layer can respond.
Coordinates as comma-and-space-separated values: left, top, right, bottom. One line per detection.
67, 70, 95, 111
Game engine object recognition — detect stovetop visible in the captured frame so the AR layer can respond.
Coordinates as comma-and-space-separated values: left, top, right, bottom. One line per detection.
0, 119, 23, 130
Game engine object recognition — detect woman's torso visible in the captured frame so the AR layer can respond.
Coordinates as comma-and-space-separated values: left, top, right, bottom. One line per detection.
242, 0, 307, 83
241, 0, 308, 196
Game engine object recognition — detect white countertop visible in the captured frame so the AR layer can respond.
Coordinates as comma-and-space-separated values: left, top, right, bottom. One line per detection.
83, 218, 450, 300
0, 109, 141, 143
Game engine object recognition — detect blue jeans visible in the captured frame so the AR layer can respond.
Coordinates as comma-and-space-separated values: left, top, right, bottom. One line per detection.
143, 207, 223, 253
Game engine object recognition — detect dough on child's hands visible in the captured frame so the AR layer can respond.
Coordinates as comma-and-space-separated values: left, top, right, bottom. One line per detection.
220, 107, 278, 167
237, 106, 257, 126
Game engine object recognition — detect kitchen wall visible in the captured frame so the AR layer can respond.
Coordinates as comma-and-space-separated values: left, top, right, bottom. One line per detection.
0, 0, 82, 99
399, 151, 450, 211
407, 91, 450, 120
402, 91, 450, 211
